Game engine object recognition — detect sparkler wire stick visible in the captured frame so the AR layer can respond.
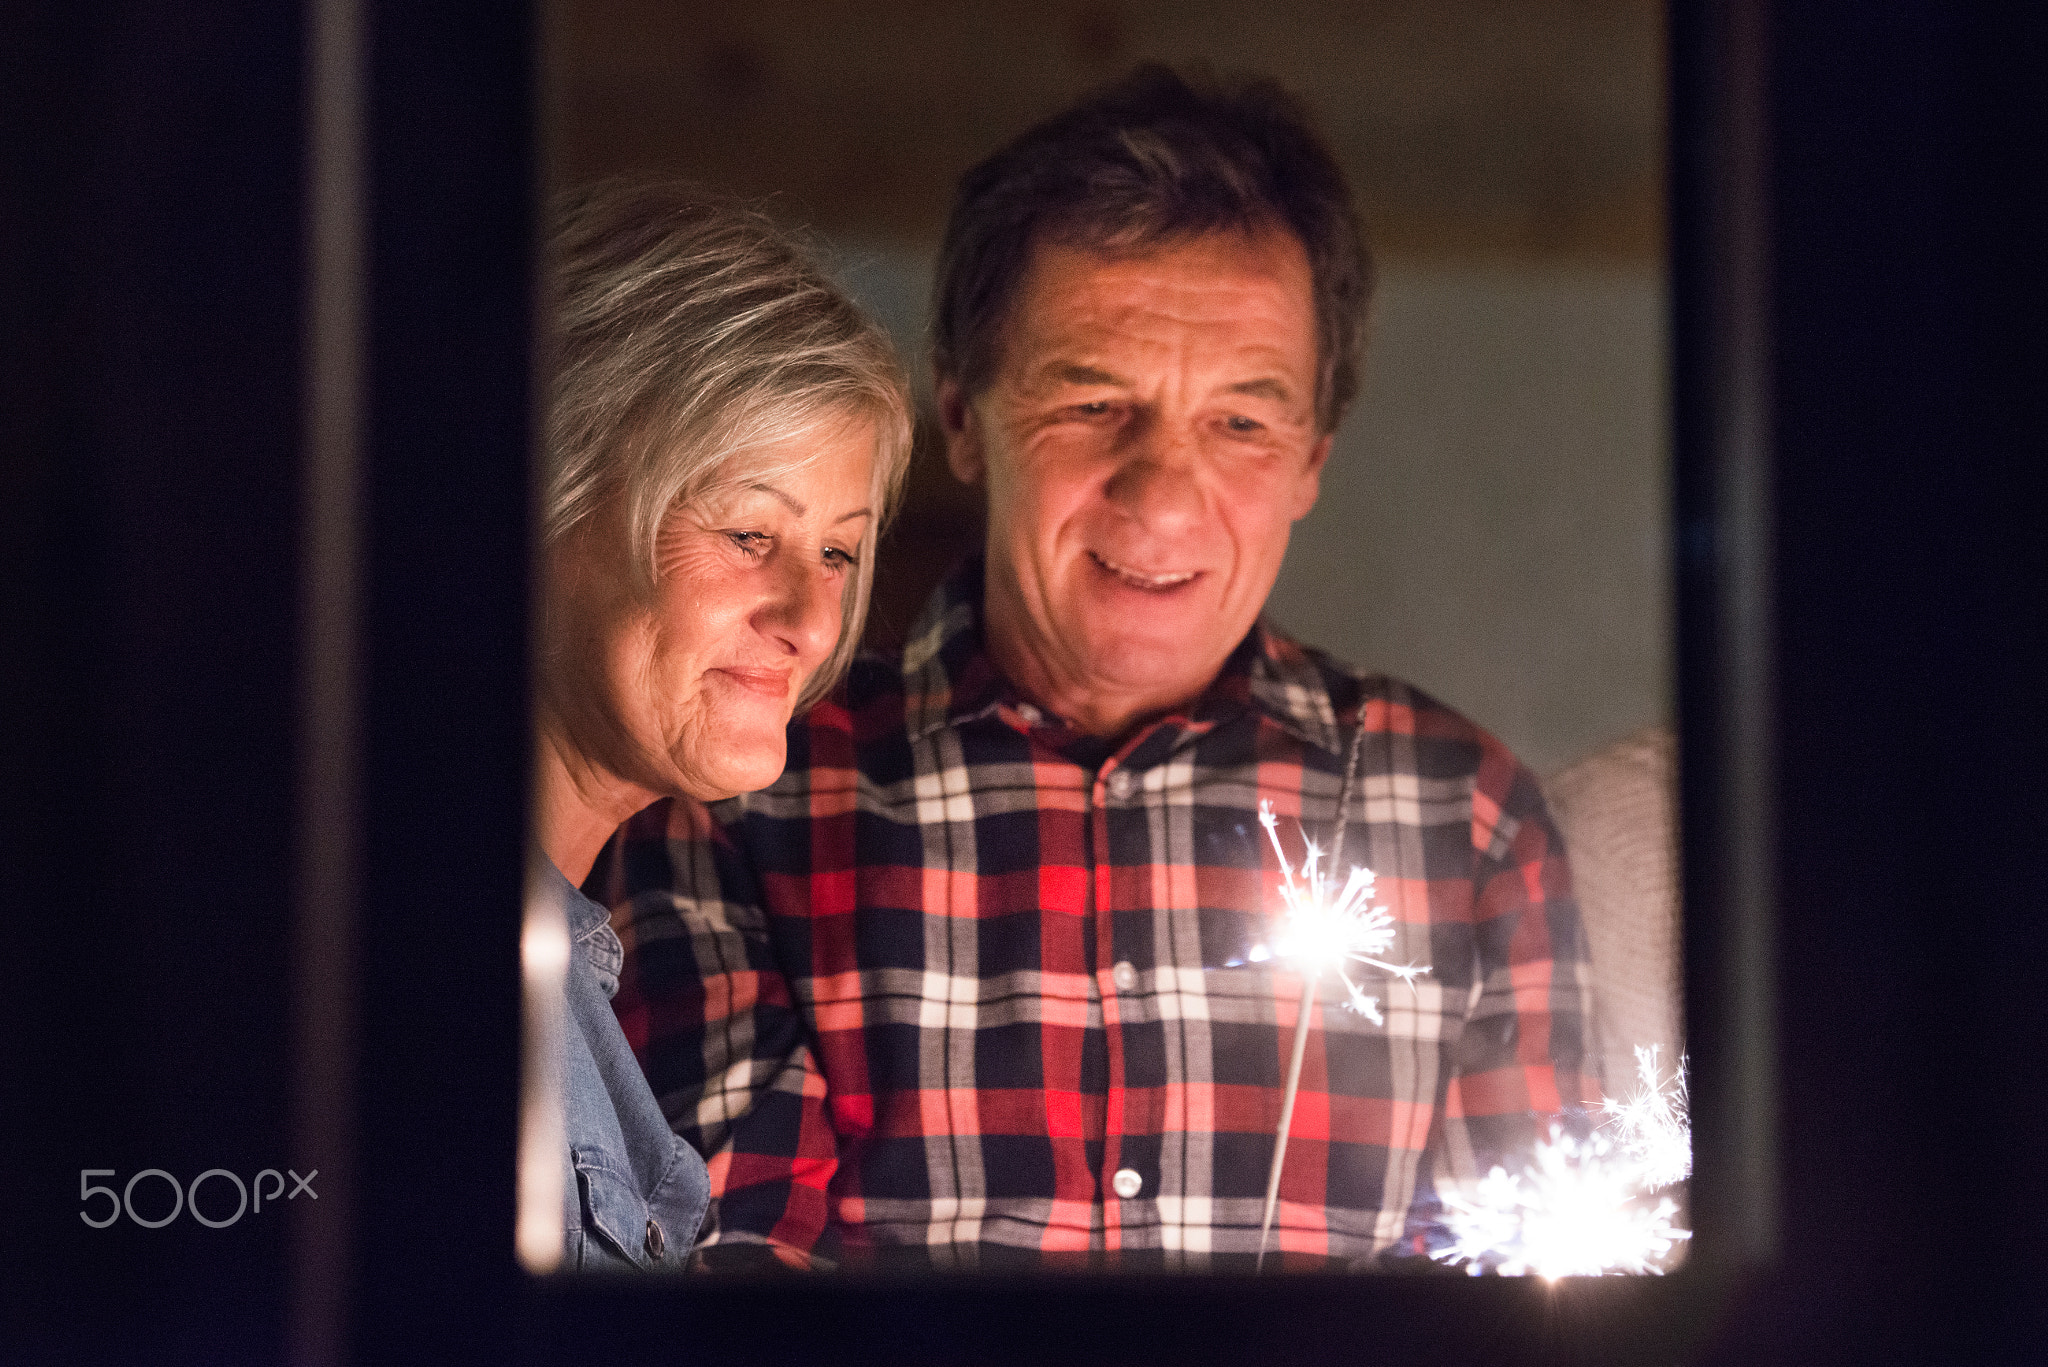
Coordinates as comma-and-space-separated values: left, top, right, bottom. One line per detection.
1254, 724, 1371, 1271
1256, 971, 1319, 1270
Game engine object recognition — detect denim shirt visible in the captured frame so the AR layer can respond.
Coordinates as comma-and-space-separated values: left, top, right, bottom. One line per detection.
540, 858, 710, 1272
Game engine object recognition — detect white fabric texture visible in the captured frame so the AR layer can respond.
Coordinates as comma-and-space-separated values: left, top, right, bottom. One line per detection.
1542, 726, 1682, 1096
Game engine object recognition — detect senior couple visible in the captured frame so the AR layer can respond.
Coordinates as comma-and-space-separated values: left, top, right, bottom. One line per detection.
535, 66, 1592, 1273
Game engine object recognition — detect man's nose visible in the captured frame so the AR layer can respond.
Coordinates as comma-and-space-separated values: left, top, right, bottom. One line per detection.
1103, 421, 1204, 532
759, 555, 843, 665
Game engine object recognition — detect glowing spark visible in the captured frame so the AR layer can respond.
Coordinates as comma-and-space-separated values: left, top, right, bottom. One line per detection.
1252, 800, 1430, 1270
1601, 1045, 1692, 1191
1431, 1051, 1693, 1277
1434, 1129, 1690, 1278
1255, 801, 1428, 1026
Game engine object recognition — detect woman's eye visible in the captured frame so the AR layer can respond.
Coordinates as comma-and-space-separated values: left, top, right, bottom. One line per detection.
822, 546, 858, 573
726, 530, 770, 556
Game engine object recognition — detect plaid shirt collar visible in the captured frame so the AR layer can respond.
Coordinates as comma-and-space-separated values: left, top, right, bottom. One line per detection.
897, 555, 1346, 758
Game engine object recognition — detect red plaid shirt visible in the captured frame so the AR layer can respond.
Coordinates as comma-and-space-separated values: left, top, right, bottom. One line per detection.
601, 558, 1594, 1270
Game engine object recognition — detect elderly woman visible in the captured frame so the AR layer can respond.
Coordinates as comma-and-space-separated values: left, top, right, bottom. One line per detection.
527, 183, 910, 1272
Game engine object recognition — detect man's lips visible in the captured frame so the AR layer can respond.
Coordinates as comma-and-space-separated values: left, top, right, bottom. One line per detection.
1088, 550, 1201, 591
709, 666, 792, 699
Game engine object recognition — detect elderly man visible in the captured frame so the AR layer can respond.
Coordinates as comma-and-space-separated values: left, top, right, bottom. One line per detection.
602, 66, 1593, 1271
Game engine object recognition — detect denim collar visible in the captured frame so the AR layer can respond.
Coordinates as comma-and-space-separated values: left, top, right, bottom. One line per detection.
535, 856, 625, 1000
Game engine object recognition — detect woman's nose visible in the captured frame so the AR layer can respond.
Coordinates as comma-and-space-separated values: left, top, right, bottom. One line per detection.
759, 555, 843, 664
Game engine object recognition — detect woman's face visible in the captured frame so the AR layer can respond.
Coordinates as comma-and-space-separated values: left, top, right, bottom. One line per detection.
550, 419, 876, 805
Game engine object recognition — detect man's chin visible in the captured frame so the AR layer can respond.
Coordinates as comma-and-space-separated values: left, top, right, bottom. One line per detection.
1071, 629, 1232, 705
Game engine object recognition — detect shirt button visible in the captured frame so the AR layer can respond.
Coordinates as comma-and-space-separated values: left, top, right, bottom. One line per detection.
1108, 769, 1136, 800
1016, 702, 1043, 725
644, 1218, 665, 1260
1111, 1168, 1144, 1199
1111, 960, 1138, 992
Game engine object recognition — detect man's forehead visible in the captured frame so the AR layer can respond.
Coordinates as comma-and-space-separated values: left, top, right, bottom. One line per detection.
999, 230, 1319, 391
1020, 227, 1310, 303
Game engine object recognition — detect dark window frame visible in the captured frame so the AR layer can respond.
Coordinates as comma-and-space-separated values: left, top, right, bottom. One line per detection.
20, 2, 2036, 1361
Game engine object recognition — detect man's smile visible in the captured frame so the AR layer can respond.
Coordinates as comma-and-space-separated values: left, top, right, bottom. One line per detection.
1088, 550, 1201, 591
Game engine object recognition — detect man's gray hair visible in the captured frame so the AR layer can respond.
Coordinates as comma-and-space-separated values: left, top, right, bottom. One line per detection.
545, 180, 912, 707
933, 64, 1373, 435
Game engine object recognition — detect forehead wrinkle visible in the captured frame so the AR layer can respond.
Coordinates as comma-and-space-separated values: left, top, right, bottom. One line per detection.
1021, 334, 1306, 410
1021, 308, 1311, 390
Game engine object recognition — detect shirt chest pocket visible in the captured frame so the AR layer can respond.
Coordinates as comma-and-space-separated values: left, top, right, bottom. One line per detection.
571, 1146, 675, 1272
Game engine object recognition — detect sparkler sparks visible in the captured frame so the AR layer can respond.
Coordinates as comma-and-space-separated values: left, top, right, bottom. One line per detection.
1435, 1130, 1690, 1278
1431, 1048, 1693, 1278
1601, 1045, 1692, 1192
1254, 800, 1428, 1025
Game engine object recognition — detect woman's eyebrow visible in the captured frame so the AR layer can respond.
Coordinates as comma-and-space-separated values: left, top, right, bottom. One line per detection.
746, 482, 806, 515
745, 482, 872, 526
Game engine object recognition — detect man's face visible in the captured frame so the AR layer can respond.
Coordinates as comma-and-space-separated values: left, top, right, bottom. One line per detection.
941, 228, 1331, 735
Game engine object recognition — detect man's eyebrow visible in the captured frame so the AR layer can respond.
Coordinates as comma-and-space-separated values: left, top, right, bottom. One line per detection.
1031, 367, 1296, 403
1042, 362, 1127, 388
1224, 377, 1295, 403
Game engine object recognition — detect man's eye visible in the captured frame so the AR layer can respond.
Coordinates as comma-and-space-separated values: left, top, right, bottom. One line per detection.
1072, 400, 1115, 418
1224, 414, 1264, 435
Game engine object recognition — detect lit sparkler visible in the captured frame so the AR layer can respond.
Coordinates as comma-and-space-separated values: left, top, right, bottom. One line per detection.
1252, 794, 1429, 1270
1430, 1048, 1693, 1278
1434, 1129, 1689, 1278
1254, 800, 1429, 1026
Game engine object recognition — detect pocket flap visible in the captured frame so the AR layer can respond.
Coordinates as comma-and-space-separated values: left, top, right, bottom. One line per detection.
570, 1146, 654, 1271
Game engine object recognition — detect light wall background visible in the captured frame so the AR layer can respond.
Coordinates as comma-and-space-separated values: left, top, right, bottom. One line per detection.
546, 0, 1669, 776
1277, 263, 1669, 775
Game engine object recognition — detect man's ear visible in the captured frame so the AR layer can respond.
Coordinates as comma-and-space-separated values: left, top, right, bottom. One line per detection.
936, 376, 984, 486
1290, 433, 1333, 521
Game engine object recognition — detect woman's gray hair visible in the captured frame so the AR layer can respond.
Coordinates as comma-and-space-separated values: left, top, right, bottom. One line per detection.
544, 180, 913, 708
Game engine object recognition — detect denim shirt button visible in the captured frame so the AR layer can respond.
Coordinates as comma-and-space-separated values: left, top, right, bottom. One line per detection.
644, 1218, 665, 1261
